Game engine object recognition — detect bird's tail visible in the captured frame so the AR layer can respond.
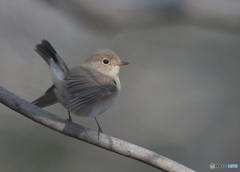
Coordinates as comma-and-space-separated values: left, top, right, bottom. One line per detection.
35, 40, 69, 80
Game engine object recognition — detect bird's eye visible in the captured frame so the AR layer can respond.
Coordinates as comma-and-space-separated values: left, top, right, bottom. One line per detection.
103, 59, 109, 64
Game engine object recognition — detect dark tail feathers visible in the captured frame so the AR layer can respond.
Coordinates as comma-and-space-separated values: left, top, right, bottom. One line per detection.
35, 40, 69, 73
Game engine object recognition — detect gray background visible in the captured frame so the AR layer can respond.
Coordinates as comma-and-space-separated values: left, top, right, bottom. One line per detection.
0, 0, 239, 171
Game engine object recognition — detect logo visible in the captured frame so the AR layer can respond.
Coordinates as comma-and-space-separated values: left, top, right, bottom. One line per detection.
210, 163, 238, 169
210, 163, 215, 169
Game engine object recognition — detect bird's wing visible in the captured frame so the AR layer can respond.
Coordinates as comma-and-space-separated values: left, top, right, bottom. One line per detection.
32, 85, 58, 108
65, 67, 118, 113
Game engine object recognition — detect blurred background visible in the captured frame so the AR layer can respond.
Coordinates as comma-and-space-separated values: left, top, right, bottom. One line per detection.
0, 0, 240, 171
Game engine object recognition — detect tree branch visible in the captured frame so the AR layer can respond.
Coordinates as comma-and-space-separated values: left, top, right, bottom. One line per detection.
0, 86, 195, 172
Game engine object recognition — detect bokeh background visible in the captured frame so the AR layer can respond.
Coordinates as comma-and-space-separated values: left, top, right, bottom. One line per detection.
0, 0, 240, 171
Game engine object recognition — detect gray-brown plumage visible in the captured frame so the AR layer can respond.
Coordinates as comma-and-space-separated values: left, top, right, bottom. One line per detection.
32, 40, 128, 132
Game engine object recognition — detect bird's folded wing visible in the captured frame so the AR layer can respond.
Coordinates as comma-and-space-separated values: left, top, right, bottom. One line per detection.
32, 85, 58, 108
65, 72, 117, 113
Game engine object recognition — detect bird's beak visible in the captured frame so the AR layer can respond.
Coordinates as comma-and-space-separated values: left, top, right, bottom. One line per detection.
115, 61, 129, 66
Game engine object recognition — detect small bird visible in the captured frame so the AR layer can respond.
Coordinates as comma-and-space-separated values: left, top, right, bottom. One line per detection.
32, 40, 128, 133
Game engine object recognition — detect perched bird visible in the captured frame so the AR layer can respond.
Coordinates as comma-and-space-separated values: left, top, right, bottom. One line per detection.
32, 40, 128, 133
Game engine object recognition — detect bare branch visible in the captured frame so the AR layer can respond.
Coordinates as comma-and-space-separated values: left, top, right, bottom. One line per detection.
0, 86, 195, 172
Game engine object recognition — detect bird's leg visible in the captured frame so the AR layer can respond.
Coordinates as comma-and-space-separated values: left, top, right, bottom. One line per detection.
94, 117, 103, 139
67, 110, 72, 122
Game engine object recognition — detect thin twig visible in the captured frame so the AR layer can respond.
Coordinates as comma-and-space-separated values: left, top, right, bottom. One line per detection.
0, 86, 195, 172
